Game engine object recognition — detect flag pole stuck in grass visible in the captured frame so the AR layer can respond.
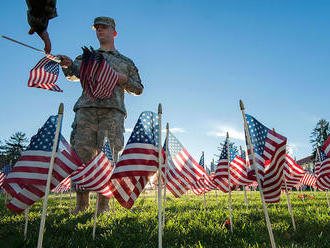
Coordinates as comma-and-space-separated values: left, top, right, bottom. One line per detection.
240, 146, 249, 211
240, 100, 276, 248
93, 133, 109, 240
24, 207, 29, 241
37, 103, 64, 248
226, 133, 233, 232
157, 103, 163, 248
162, 122, 169, 231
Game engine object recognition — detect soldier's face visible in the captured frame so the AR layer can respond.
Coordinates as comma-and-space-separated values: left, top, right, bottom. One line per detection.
95, 24, 114, 42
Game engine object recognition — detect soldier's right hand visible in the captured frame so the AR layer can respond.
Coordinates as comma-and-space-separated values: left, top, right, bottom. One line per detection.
57, 55, 72, 68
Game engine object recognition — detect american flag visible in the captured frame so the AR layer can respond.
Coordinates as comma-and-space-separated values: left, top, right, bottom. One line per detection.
162, 132, 207, 198
300, 174, 316, 186
71, 139, 114, 197
52, 176, 71, 193
191, 152, 217, 195
3, 115, 82, 213
315, 149, 330, 191
230, 155, 254, 186
27, 54, 62, 92
0, 171, 5, 188
213, 138, 237, 193
79, 47, 118, 100
108, 111, 162, 209
199, 152, 205, 169
323, 135, 330, 158
245, 114, 287, 203
281, 154, 305, 190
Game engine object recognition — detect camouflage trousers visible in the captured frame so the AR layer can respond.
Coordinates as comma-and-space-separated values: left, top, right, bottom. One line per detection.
70, 108, 125, 163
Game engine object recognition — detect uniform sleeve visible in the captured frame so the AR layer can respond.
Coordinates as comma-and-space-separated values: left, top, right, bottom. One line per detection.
26, 0, 57, 34
62, 55, 82, 82
123, 62, 144, 95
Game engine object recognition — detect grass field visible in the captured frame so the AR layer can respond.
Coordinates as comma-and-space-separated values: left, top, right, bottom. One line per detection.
0, 190, 330, 248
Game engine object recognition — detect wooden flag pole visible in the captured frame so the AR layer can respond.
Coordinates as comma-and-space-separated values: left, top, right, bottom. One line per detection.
1, 35, 61, 63
272, 128, 296, 231
162, 123, 169, 231
37, 103, 64, 248
240, 100, 276, 248
240, 146, 249, 211
92, 194, 100, 240
226, 133, 233, 232
92, 134, 109, 239
157, 104, 163, 248
60, 191, 63, 206
215, 189, 218, 205
203, 174, 206, 210
69, 187, 72, 215
24, 207, 29, 240
300, 185, 305, 203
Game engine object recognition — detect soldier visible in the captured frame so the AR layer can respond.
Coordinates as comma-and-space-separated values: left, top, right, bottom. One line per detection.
26, 0, 57, 53
58, 16, 144, 213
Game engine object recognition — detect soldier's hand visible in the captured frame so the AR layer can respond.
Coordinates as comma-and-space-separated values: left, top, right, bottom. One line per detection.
57, 55, 73, 68
28, 28, 51, 54
117, 73, 128, 85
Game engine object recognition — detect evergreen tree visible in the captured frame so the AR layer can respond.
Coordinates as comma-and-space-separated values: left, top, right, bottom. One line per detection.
214, 141, 239, 163
0, 132, 29, 164
310, 119, 330, 159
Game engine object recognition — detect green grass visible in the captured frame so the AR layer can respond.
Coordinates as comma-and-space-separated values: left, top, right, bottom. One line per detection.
0, 191, 330, 248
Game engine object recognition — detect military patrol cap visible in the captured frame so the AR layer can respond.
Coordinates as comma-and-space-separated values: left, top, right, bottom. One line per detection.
93, 17, 116, 30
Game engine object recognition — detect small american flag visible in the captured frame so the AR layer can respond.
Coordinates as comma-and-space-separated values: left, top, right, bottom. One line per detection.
52, 176, 71, 193
281, 154, 305, 190
199, 152, 205, 169
323, 136, 330, 158
108, 111, 163, 209
315, 149, 330, 191
3, 115, 82, 213
28, 54, 62, 92
213, 138, 236, 193
162, 132, 207, 198
71, 139, 114, 197
245, 114, 287, 203
79, 47, 118, 100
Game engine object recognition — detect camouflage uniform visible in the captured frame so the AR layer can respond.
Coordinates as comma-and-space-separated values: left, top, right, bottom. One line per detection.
26, 0, 57, 34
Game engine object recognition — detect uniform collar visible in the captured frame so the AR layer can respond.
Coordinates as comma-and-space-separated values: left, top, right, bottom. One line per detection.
97, 48, 119, 55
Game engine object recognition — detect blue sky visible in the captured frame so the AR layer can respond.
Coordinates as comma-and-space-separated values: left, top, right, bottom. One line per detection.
0, 1, 329, 168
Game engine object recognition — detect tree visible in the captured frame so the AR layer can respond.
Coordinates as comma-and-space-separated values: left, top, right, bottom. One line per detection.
0, 131, 29, 164
214, 141, 239, 164
310, 119, 330, 159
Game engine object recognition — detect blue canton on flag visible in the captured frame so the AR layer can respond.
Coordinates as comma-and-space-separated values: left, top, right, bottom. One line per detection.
199, 152, 205, 168
102, 139, 113, 162
1, 164, 12, 176
112, 111, 161, 178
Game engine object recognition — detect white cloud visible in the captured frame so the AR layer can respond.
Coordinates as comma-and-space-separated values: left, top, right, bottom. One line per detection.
206, 125, 244, 141
162, 127, 186, 133
125, 128, 133, 133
